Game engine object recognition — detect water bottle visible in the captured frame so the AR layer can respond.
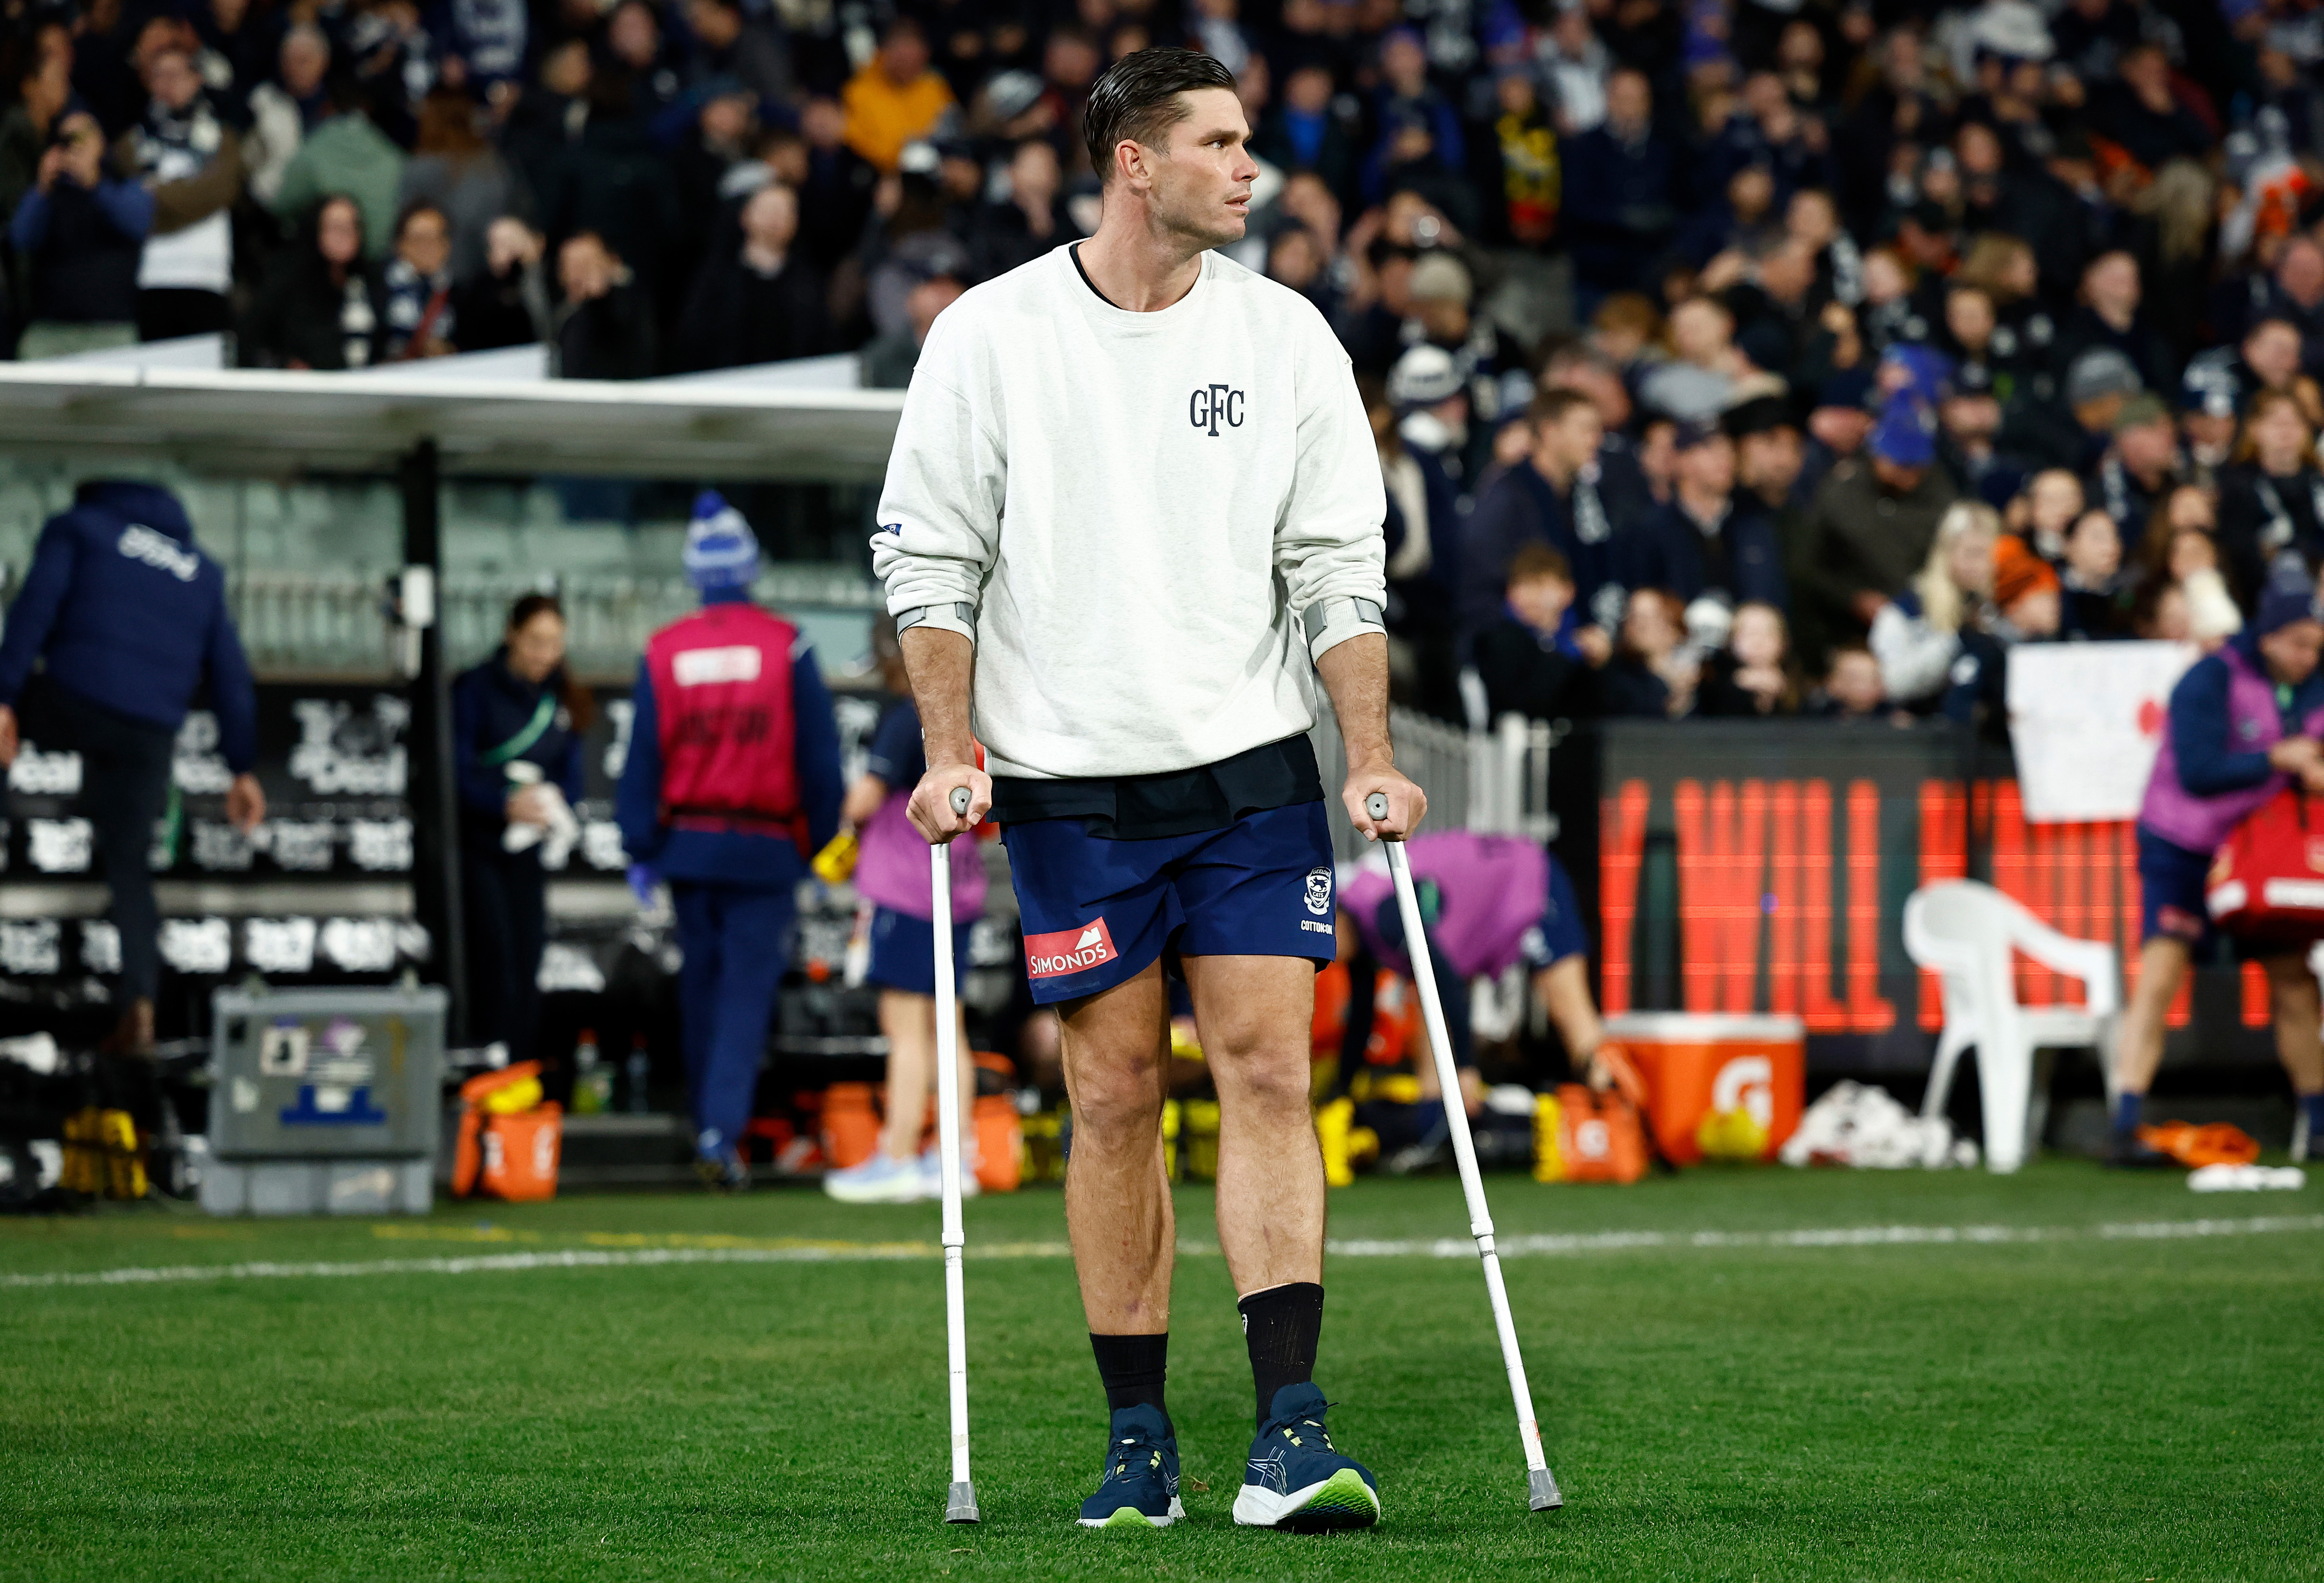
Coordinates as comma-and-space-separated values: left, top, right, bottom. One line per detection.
625, 1034, 651, 1115
572, 1028, 609, 1115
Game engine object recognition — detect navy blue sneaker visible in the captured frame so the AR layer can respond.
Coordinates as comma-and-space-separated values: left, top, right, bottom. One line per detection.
1077, 1404, 1184, 1529
1234, 1383, 1380, 1531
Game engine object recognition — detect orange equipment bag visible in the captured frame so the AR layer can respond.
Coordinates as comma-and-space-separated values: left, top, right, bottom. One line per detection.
2136, 1122, 2262, 1169
451, 1061, 564, 1202
1604, 1014, 1805, 1165
2206, 790, 2324, 942
1548, 1083, 1650, 1184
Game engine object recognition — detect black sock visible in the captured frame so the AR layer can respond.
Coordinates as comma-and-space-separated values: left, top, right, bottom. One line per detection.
1090, 1332, 1168, 1417
1239, 1282, 1324, 1426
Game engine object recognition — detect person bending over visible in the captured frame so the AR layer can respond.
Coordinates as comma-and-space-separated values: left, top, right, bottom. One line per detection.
2111, 578, 2324, 1167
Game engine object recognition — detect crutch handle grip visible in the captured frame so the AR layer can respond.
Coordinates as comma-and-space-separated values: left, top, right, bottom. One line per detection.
950, 786, 973, 817
1367, 792, 1389, 821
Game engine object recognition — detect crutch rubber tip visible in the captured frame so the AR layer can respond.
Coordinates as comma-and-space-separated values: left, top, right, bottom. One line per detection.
1528, 1468, 1564, 1512
945, 1482, 981, 1524
1366, 792, 1389, 820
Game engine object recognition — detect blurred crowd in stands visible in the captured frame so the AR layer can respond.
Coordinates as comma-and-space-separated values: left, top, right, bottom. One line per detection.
0, 0, 2319, 730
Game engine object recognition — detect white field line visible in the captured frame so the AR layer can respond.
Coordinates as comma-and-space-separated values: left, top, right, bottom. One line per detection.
4, 1213, 2321, 1292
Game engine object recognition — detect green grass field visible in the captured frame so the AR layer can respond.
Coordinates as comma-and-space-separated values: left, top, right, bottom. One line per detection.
3, 1163, 2321, 1581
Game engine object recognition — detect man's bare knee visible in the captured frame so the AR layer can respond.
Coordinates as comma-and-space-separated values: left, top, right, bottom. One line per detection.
1209, 1042, 1312, 1113
1065, 1050, 1165, 1151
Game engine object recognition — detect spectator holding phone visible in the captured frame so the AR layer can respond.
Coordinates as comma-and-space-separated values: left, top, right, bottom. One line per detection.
10, 110, 151, 358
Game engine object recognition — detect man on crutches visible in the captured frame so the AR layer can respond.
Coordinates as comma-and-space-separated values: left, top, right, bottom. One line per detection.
880, 46, 1419, 1533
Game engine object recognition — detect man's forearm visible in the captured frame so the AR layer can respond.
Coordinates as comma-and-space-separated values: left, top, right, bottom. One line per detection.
900, 627, 976, 764
1315, 632, 1393, 770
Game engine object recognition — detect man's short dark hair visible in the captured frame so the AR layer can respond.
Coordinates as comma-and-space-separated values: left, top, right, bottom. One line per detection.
1528, 387, 1596, 429
1082, 46, 1235, 183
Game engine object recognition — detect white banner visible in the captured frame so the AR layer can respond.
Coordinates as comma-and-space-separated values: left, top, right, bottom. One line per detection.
2006, 641, 2199, 823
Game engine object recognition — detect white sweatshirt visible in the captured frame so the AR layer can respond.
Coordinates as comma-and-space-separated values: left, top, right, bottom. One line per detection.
872, 244, 1386, 781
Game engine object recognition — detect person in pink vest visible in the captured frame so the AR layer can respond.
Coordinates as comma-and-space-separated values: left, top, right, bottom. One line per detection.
615, 493, 844, 1190
2114, 576, 2324, 1167
1336, 830, 1604, 1168
825, 614, 989, 1203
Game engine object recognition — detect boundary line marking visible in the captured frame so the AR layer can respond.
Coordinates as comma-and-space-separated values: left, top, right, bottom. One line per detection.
5, 1213, 2320, 1291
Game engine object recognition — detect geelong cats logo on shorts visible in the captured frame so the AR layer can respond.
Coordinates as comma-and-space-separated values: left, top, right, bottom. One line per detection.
1303, 867, 1333, 916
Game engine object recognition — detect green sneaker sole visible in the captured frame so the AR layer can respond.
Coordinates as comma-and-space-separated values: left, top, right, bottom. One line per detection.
1281, 1468, 1380, 1533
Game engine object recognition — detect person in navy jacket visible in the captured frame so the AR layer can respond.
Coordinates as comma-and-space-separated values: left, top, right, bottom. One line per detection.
1617, 417, 1788, 613
615, 494, 843, 1189
451, 592, 589, 1077
0, 480, 264, 1055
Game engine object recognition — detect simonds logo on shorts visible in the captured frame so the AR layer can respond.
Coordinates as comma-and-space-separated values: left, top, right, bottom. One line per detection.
1025, 918, 1118, 979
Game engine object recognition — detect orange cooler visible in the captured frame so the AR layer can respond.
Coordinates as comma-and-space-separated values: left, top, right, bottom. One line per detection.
1602, 1013, 1805, 1165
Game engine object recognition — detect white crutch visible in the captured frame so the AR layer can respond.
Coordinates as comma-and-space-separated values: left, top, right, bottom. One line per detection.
933, 783, 979, 1524
1369, 792, 1563, 1512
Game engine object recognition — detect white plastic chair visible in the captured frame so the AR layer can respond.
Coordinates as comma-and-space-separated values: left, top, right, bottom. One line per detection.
1902, 880, 2120, 1173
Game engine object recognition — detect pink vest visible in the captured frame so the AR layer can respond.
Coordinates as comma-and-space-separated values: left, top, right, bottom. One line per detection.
855, 788, 986, 923
1340, 832, 1550, 979
645, 603, 803, 848
2138, 644, 2324, 854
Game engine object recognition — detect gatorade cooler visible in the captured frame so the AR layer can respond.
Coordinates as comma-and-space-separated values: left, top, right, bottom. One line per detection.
1602, 1013, 1805, 1166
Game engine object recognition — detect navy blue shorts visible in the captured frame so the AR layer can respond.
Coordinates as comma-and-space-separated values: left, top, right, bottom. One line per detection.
2137, 827, 2220, 957
1519, 855, 1590, 970
863, 905, 972, 997
1001, 802, 1337, 1006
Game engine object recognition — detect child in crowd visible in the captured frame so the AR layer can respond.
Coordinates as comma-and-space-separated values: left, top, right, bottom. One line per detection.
1601, 587, 1695, 718
1815, 643, 1891, 720
1471, 543, 1597, 722
2018, 468, 2085, 560
1697, 601, 1801, 716
2059, 509, 2129, 637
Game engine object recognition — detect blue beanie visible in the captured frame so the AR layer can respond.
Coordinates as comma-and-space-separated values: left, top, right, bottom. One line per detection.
2253, 577, 2323, 639
682, 491, 760, 592
1868, 394, 1937, 468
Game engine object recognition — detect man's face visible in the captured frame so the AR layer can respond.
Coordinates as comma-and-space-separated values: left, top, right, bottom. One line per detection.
1872, 455, 1927, 493
1942, 393, 2001, 443
1135, 87, 1257, 247
1606, 72, 1649, 134
145, 51, 198, 111
2281, 240, 2324, 306
399, 210, 451, 277
741, 184, 797, 250
1738, 427, 1802, 495
282, 34, 327, 95
1809, 406, 1871, 455
1536, 406, 1603, 475
2117, 418, 2176, 478
882, 28, 929, 84
2183, 409, 2236, 457
2246, 323, 2303, 387
2086, 254, 2138, 318
1679, 435, 1736, 497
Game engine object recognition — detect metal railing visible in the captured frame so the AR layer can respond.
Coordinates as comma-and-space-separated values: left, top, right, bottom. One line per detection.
229, 567, 884, 680
1309, 703, 1552, 866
